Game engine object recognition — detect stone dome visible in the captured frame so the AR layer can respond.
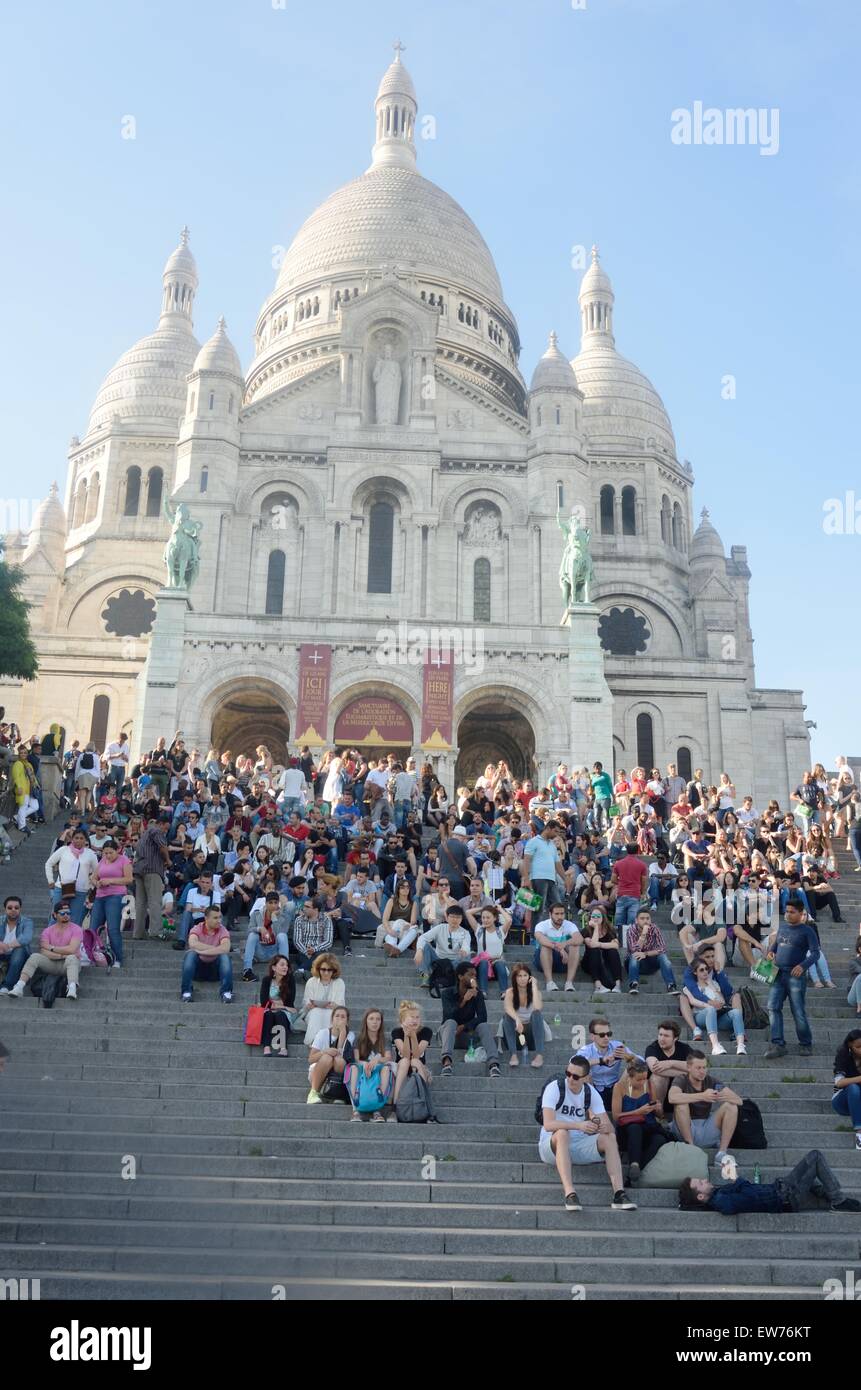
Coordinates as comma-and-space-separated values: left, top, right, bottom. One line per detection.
86, 324, 200, 435
274, 164, 505, 305
570, 342, 676, 453
530, 331, 579, 393
86, 231, 200, 436
23, 482, 66, 567
376, 52, 416, 103
690, 507, 725, 562
193, 317, 242, 377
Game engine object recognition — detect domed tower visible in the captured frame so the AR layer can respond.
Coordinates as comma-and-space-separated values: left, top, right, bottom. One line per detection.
528, 330, 587, 515
66, 229, 201, 543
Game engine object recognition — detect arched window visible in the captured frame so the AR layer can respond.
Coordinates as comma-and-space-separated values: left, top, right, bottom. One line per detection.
86, 473, 100, 523
600, 484, 615, 535
200, 467, 208, 493
145, 467, 163, 518
208, 391, 215, 410
123, 467, 141, 517
672, 502, 682, 549
636, 713, 655, 772
367, 501, 394, 593
621, 485, 636, 536
73, 479, 88, 529
660, 494, 671, 542
89, 694, 110, 750
677, 746, 692, 782
555, 406, 561, 425
473, 557, 491, 623
265, 550, 286, 615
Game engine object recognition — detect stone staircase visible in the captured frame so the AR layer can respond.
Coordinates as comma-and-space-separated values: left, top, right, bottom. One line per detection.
1, 823, 860, 1301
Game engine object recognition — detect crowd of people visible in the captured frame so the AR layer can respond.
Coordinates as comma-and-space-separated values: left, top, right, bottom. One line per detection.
1, 733, 860, 1212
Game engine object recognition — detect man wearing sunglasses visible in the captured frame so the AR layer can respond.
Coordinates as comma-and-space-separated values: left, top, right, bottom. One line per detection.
7, 905, 83, 1000
578, 1019, 641, 1110
539, 1055, 637, 1212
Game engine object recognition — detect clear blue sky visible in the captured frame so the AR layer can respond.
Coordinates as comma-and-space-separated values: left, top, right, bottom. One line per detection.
1, 0, 857, 767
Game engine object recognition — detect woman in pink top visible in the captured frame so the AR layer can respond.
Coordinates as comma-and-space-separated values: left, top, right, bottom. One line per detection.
89, 839, 133, 966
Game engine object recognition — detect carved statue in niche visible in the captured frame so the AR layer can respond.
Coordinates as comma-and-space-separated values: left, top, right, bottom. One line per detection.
372, 344, 402, 425
464, 504, 501, 546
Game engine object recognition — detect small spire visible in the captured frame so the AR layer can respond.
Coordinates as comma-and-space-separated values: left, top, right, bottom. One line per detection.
217, 315, 227, 331
49, 480, 59, 495
548, 330, 558, 349
701, 507, 710, 521
180, 225, 190, 245
393, 38, 406, 60
591, 244, 600, 263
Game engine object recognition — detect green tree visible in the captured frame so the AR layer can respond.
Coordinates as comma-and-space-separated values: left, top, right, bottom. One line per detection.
0, 560, 38, 680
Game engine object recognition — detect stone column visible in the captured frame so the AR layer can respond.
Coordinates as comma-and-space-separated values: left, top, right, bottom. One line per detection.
132, 589, 191, 761
566, 603, 614, 774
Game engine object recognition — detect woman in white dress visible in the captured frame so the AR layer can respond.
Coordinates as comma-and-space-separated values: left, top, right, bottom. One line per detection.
321, 749, 344, 810
300, 953, 346, 1043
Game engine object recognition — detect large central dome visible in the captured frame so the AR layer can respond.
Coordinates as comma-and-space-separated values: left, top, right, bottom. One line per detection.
275, 163, 505, 305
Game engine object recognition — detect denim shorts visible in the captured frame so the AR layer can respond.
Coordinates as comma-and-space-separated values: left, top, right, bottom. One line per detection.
671, 1116, 720, 1148
539, 1131, 602, 1165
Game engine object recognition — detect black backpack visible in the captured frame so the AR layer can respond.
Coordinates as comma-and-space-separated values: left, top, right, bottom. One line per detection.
534, 1078, 592, 1125
731, 1098, 768, 1149
738, 985, 768, 1030
29, 973, 68, 1009
428, 958, 457, 999
80, 751, 95, 771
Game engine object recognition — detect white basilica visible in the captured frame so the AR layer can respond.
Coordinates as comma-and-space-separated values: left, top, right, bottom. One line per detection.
5, 49, 810, 804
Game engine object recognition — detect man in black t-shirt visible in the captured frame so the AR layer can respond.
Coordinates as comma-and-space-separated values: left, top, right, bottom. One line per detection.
644, 1019, 692, 1112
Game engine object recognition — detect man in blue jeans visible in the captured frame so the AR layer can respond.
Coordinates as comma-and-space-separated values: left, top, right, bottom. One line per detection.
0, 896, 34, 994
590, 762, 614, 832
764, 900, 819, 1058
611, 843, 648, 949
180, 906, 233, 1003
522, 822, 563, 914
626, 908, 679, 996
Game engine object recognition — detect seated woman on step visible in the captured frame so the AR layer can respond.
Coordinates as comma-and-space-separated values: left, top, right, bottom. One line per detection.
307, 1005, 354, 1104
344, 1008, 395, 1122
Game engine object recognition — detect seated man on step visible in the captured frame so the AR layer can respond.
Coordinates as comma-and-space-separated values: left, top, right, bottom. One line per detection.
7, 904, 82, 1001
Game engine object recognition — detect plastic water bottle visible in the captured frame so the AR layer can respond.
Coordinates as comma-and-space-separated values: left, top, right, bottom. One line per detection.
466, 1040, 475, 1063
753, 1164, 761, 1184
554, 1014, 562, 1028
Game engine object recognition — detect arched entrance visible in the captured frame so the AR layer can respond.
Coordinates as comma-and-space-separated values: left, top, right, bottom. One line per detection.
211, 682, 291, 763
455, 696, 536, 785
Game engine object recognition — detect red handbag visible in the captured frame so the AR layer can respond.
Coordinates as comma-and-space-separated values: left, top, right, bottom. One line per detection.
244, 1005, 266, 1046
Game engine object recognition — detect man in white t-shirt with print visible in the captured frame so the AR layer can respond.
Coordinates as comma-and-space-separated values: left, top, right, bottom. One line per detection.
533, 901, 583, 992
539, 1055, 636, 1212
103, 733, 130, 795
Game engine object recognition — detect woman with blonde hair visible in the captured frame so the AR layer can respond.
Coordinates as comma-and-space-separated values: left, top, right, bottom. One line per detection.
391, 999, 438, 1119
300, 953, 345, 1044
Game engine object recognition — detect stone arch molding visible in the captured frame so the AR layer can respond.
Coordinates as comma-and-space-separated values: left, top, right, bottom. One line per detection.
234, 470, 326, 519
338, 283, 439, 355
328, 672, 422, 742
439, 477, 529, 529
348, 467, 422, 515
592, 583, 692, 658
622, 699, 666, 766
61, 568, 163, 630
180, 661, 298, 740
454, 672, 557, 751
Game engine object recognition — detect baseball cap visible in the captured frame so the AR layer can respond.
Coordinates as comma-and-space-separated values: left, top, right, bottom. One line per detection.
452, 826, 468, 838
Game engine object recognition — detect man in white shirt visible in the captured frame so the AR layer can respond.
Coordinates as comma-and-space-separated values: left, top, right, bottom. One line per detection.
175, 870, 223, 948
736, 796, 761, 831
415, 905, 472, 984
648, 854, 678, 908
538, 1055, 636, 1212
276, 762, 308, 817
103, 733, 130, 795
533, 901, 583, 992
392, 764, 417, 830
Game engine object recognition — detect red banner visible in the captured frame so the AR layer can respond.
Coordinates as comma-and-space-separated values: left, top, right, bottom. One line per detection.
294, 644, 331, 747
421, 649, 454, 750
334, 696, 413, 747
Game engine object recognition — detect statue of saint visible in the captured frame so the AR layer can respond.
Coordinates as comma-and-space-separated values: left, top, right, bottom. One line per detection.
557, 505, 595, 615
163, 496, 203, 589
372, 345, 402, 425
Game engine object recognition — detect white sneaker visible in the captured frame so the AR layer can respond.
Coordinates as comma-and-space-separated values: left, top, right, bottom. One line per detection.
545, 981, 559, 992
593, 982, 610, 994
0, 987, 8, 995
8, 981, 26, 998
66, 983, 78, 1000
736, 1040, 747, 1055
612, 983, 622, 993
564, 981, 576, 993
692, 1028, 703, 1041
711, 1042, 726, 1056
112, 961, 121, 969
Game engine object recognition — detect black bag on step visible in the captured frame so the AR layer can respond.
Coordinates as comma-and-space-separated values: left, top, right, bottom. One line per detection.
731, 1097, 767, 1149
739, 985, 768, 1030
428, 958, 456, 999
30, 973, 68, 1009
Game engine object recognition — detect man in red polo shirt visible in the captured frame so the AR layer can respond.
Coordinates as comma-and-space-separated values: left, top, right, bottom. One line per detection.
611, 843, 649, 951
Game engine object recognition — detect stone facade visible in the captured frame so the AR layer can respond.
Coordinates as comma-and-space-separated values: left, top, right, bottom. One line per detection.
4, 51, 810, 804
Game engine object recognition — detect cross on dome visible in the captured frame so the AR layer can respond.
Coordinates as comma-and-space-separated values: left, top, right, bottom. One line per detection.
180, 226, 190, 245
392, 38, 406, 59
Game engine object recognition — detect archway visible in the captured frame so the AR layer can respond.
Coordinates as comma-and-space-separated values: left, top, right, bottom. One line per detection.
211, 682, 291, 763
455, 696, 536, 785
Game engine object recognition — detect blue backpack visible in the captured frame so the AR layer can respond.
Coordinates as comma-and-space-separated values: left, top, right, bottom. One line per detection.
355, 1063, 388, 1113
